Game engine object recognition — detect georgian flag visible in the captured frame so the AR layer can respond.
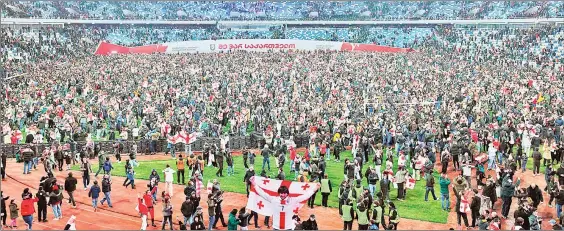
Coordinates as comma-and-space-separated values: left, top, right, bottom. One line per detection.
167, 131, 200, 145
475, 153, 488, 163
161, 123, 171, 136
247, 176, 320, 230
406, 177, 416, 190
167, 134, 178, 144
195, 179, 204, 196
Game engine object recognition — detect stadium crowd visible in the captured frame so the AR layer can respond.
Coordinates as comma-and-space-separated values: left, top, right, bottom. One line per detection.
2, 1, 564, 21
1, 2, 564, 230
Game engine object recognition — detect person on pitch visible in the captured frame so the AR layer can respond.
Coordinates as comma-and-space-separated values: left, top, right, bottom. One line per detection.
250, 177, 319, 230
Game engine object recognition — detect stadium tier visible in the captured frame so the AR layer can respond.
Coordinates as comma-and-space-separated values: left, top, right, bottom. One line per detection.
1, 2, 564, 231
2, 1, 564, 20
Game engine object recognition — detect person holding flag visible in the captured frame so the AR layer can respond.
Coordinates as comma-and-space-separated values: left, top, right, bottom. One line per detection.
248, 176, 320, 230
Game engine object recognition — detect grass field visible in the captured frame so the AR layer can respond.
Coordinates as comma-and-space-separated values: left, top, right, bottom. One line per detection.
73, 150, 449, 223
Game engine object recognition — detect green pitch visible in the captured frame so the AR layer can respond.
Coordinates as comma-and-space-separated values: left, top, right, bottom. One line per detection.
73, 150, 448, 223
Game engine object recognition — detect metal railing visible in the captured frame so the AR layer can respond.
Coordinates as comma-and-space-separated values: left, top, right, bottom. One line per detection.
0, 135, 313, 158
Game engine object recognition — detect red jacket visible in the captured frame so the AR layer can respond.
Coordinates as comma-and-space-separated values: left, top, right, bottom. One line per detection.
21, 198, 39, 216
138, 198, 148, 215
143, 187, 158, 207
289, 148, 296, 160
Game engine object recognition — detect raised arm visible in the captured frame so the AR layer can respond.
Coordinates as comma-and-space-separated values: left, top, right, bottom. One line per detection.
250, 177, 273, 203
293, 183, 321, 202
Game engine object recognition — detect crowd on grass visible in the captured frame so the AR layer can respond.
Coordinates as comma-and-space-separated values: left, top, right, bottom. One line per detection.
0, 13, 564, 231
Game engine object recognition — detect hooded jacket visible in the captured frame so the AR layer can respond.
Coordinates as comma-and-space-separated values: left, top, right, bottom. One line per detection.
500, 175, 520, 198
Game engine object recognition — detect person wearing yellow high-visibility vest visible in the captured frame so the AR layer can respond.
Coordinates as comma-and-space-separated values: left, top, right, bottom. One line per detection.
388, 202, 400, 230
356, 203, 370, 230
341, 199, 354, 230
320, 174, 332, 207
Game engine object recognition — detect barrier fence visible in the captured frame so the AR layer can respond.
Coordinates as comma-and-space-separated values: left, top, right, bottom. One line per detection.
0, 135, 313, 158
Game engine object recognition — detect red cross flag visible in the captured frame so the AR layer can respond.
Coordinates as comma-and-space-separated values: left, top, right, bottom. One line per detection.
177, 131, 199, 145
247, 176, 320, 230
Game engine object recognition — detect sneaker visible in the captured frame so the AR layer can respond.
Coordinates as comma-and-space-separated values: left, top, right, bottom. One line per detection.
72, 206, 77, 209
53, 218, 59, 221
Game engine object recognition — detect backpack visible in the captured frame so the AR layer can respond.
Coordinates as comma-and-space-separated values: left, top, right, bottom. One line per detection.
103, 162, 111, 171
340, 188, 350, 200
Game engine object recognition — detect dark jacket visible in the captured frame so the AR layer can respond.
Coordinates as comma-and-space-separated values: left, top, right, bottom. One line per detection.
470, 196, 481, 212
102, 178, 112, 193
36, 190, 47, 206
238, 212, 250, 227
88, 185, 101, 199
500, 175, 520, 198
302, 219, 318, 230
22, 149, 34, 162
556, 190, 564, 205
527, 186, 543, 204
64, 176, 77, 192
181, 200, 194, 217
49, 191, 61, 205
0, 194, 9, 213
243, 170, 255, 184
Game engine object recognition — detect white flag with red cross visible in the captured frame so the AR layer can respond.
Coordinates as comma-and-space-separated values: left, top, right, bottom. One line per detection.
246, 176, 320, 230
176, 131, 199, 145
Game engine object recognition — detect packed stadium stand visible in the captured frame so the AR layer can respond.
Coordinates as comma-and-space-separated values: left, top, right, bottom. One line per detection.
2, 1, 564, 20
1, 1, 563, 79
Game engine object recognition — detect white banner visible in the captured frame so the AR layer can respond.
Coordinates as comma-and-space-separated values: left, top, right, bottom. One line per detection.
163, 39, 342, 54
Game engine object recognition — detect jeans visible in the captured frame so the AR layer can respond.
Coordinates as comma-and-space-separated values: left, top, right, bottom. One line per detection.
523, 146, 531, 157
425, 187, 437, 201
557, 203, 563, 218
326, 148, 330, 160
227, 166, 234, 176
487, 157, 496, 170
441, 193, 450, 210
169, 145, 176, 158
522, 158, 528, 172
262, 157, 270, 171
501, 197, 512, 217
152, 189, 158, 202
209, 216, 215, 230
130, 159, 139, 168
51, 204, 61, 218
101, 192, 112, 206
368, 184, 376, 197
23, 215, 33, 230
150, 140, 156, 153
92, 198, 98, 208
184, 216, 190, 226
83, 174, 90, 188
67, 191, 76, 206
32, 157, 38, 169
162, 215, 173, 230
24, 161, 31, 174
